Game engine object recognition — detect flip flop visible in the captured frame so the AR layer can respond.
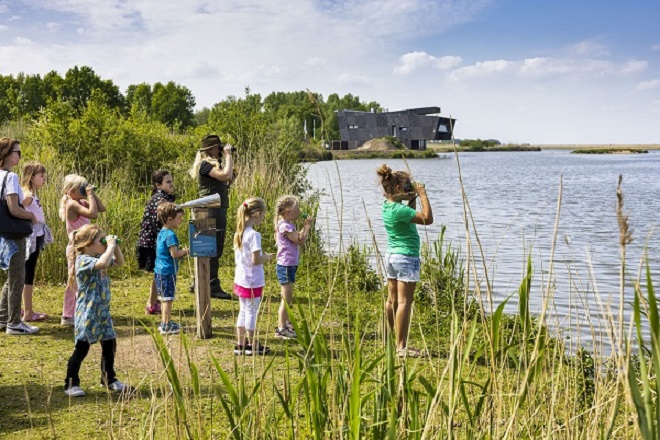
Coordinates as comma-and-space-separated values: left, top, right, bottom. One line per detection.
24, 311, 48, 322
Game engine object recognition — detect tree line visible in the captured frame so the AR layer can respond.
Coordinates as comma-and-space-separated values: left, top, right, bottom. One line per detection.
1, 65, 382, 144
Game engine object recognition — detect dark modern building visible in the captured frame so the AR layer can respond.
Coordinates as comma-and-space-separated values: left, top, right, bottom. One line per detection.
334, 107, 455, 150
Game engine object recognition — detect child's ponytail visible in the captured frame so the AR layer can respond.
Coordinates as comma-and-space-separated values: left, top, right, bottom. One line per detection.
274, 195, 299, 228
234, 197, 267, 249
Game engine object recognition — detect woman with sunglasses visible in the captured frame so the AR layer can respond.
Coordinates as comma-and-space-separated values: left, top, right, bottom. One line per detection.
0, 137, 39, 335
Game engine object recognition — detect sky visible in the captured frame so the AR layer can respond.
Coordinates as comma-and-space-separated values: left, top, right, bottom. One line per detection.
0, 0, 658, 144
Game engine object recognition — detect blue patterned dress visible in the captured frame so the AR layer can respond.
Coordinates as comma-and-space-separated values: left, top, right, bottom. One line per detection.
74, 255, 116, 343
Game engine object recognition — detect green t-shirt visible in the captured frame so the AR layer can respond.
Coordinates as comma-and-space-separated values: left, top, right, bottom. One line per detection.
382, 201, 419, 256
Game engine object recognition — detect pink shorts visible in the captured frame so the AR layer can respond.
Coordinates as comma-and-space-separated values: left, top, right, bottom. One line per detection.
233, 284, 263, 299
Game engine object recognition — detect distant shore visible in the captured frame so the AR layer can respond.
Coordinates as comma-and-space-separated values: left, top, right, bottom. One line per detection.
429, 143, 660, 152
532, 144, 660, 150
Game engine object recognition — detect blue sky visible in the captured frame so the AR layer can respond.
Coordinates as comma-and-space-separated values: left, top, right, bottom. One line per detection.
1, 0, 658, 143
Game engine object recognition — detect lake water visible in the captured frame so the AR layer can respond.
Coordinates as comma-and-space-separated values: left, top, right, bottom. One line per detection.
306, 150, 660, 352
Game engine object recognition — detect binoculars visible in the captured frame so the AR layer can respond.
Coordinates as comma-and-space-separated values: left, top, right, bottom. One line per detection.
80, 183, 96, 196
101, 237, 121, 245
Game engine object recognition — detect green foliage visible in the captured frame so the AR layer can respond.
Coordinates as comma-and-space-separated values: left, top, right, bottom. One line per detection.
459, 138, 501, 150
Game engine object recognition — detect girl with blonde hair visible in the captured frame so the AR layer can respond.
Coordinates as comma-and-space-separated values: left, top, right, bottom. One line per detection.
63, 224, 125, 397
273, 195, 314, 339
20, 161, 52, 322
60, 174, 106, 326
232, 197, 273, 355
189, 134, 234, 299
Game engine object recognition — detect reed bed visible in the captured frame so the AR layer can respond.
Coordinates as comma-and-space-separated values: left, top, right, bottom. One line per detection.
0, 123, 657, 439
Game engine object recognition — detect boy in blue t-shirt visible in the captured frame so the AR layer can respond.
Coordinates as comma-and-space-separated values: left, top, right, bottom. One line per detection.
154, 202, 188, 335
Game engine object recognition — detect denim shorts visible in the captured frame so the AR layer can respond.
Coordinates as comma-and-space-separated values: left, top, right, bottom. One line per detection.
385, 253, 420, 283
276, 265, 298, 285
155, 273, 177, 301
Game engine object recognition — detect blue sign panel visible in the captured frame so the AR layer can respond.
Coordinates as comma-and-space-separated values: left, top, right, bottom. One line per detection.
188, 219, 217, 257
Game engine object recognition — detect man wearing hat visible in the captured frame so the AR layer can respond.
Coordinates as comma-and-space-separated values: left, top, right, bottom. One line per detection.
188, 134, 234, 299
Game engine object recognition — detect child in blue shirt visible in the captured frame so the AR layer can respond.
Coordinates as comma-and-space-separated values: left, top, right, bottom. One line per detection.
154, 202, 188, 335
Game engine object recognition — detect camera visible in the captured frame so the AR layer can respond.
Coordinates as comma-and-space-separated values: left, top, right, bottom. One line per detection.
79, 183, 96, 197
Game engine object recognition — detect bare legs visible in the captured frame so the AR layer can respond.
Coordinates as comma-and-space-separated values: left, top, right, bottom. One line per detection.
278, 283, 293, 329
22, 284, 34, 319
147, 279, 158, 308
161, 300, 172, 325
385, 279, 416, 350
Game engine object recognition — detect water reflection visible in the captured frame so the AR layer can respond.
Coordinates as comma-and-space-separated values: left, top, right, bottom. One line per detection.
306, 150, 660, 352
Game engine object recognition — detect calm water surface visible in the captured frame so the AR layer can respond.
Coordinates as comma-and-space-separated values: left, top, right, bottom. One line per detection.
306, 150, 660, 351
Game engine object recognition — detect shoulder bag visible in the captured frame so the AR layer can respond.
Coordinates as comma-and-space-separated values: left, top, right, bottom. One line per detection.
0, 171, 33, 239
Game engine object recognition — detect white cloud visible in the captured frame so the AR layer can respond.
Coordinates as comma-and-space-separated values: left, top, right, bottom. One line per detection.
46, 22, 60, 31
393, 51, 461, 75
12, 36, 33, 46
619, 60, 647, 74
635, 79, 660, 92
9, 15, 20, 21
0, 24, 7, 31
652, 44, 660, 51
565, 41, 610, 57
337, 73, 372, 86
448, 60, 513, 81
305, 57, 327, 67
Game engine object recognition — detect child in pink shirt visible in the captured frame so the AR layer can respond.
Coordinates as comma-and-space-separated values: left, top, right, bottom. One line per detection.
59, 174, 106, 326
273, 195, 313, 339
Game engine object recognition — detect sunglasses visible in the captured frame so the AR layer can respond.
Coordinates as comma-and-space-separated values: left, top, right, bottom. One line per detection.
11, 150, 22, 158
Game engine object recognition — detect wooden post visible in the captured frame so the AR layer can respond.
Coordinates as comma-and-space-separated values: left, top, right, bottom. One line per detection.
192, 207, 212, 339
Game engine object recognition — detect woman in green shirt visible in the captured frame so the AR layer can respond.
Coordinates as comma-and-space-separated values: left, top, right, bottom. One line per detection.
377, 164, 433, 358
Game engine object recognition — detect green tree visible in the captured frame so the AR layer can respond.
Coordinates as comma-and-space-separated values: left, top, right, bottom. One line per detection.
207, 87, 269, 153
150, 81, 196, 129
60, 66, 124, 114
125, 83, 153, 114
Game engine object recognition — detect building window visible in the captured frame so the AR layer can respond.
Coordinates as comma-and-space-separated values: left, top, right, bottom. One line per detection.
348, 124, 358, 129
399, 127, 408, 131
438, 124, 448, 133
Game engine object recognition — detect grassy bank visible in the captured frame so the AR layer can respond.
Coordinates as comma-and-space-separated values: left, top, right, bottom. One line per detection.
572, 148, 648, 154
2, 115, 658, 437
1, 176, 658, 437
332, 149, 439, 160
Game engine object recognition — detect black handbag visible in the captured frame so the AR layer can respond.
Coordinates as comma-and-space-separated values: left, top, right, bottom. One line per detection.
0, 171, 33, 240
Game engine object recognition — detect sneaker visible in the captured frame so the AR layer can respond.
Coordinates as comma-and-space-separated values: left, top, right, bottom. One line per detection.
106, 380, 126, 392
61, 316, 75, 326
6, 321, 39, 335
233, 344, 245, 355
275, 327, 297, 340
64, 386, 85, 397
158, 321, 181, 335
246, 343, 270, 356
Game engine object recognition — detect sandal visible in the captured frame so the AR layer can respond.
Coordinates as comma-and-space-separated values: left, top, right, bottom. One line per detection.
24, 311, 48, 322
396, 347, 428, 359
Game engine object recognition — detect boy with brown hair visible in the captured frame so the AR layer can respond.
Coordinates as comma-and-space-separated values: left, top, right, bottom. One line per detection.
154, 202, 188, 335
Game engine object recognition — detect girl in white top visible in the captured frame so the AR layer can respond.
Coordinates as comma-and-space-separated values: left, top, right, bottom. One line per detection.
232, 197, 274, 356
21, 161, 50, 322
